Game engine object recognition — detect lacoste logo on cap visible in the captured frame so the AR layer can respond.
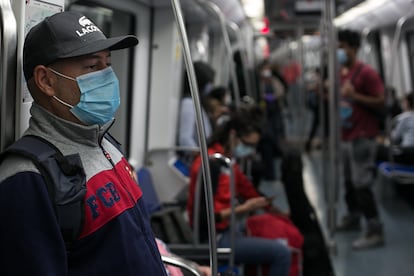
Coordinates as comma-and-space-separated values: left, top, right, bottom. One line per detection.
79, 16, 93, 27
76, 16, 102, 37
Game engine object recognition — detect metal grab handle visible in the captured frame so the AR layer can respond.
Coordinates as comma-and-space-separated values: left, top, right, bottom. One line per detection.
198, 0, 241, 109
0, 0, 17, 151
161, 255, 203, 276
193, 153, 236, 272
387, 16, 408, 86
171, 0, 218, 275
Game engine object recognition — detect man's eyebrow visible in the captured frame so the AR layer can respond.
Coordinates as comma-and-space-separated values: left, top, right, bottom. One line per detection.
82, 52, 111, 60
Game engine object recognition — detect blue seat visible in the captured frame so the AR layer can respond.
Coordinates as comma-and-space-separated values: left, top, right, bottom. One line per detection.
136, 167, 162, 214
378, 161, 414, 184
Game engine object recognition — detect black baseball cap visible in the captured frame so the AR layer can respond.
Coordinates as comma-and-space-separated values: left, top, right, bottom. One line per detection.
23, 11, 139, 81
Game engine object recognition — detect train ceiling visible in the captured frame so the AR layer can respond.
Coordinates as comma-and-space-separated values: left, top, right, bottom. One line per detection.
142, 0, 414, 34
263, 0, 414, 32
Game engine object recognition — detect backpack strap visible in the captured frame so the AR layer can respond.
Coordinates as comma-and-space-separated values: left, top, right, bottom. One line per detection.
0, 135, 86, 252
350, 63, 364, 85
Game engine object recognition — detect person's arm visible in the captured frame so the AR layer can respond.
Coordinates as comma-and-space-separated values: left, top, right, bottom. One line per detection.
0, 171, 67, 276
178, 98, 197, 147
218, 196, 270, 221
390, 117, 404, 145
341, 68, 385, 109
234, 164, 261, 199
342, 81, 385, 108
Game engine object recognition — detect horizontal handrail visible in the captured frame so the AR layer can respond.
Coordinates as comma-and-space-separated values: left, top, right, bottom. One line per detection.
161, 255, 202, 276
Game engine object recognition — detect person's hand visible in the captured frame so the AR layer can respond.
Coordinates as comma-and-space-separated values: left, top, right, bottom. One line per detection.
197, 266, 211, 276
341, 81, 355, 99
242, 197, 270, 212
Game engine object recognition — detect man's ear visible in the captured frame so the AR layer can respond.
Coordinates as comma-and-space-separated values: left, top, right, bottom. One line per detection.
33, 65, 56, 96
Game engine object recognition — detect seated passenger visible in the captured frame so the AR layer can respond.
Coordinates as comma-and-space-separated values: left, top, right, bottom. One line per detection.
206, 86, 231, 127
187, 110, 292, 276
390, 92, 414, 164
178, 61, 215, 148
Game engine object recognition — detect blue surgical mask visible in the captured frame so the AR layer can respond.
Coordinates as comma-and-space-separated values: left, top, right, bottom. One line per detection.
233, 142, 255, 158
49, 67, 120, 126
337, 48, 348, 65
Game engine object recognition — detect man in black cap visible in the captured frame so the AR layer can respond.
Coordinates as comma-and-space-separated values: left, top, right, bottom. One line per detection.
0, 11, 167, 275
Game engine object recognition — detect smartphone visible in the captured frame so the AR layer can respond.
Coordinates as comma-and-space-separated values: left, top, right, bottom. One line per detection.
265, 195, 276, 202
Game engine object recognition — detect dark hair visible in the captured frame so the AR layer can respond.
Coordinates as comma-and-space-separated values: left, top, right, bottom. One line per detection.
338, 29, 361, 49
405, 92, 414, 108
182, 61, 215, 97
208, 108, 262, 147
209, 86, 227, 103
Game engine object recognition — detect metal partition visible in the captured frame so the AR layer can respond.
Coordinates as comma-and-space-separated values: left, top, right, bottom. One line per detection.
0, 0, 17, 151
171, 0, 218, 274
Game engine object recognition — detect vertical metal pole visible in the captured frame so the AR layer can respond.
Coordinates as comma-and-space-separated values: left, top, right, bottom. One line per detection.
325, 0, 340, 237
319, 17, 329, 203
210, 154, 235, 272
170, 1, 218, 275
296, 24, 306, 139
193, 154, 236, 273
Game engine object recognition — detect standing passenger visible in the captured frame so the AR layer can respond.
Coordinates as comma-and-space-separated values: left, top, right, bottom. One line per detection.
336, 29, 385, 249
258, 60, 286, 181
0, 11, 167, 275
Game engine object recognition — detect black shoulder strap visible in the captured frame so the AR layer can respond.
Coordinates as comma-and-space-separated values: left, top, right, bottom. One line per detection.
350, 63, 364, 85
0, 135, 86, 251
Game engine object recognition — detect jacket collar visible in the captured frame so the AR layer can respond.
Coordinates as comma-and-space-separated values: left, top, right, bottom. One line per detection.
24, 103, 113, 147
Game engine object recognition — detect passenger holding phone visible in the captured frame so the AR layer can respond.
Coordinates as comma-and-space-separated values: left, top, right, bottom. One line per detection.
187, 109, 292, 276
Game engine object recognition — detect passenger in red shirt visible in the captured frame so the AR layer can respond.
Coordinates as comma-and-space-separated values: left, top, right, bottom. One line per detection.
336, 29, 385, 250
187, 110, 291, 276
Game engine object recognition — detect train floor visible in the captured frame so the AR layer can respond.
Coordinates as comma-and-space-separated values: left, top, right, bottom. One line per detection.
258, 150, 414, 276
304, 150, 414, 276
275, 86, 414, 276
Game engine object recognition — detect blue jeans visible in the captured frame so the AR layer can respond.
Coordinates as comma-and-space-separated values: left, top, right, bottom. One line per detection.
217, 225, 291, 276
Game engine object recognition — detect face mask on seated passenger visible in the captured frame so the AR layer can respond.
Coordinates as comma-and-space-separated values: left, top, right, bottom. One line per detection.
233, 142, 255, 158
48, 66, 120, 126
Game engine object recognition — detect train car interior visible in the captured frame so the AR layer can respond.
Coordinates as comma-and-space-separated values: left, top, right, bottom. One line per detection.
1, 0, 414, 275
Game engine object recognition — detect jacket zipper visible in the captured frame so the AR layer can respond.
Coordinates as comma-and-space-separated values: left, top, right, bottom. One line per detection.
100, 146, 160, 260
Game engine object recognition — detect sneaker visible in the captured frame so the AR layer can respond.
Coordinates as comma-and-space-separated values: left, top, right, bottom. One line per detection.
336, 214, 361, 231
352, 233, 385, 250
